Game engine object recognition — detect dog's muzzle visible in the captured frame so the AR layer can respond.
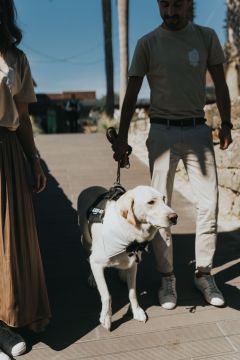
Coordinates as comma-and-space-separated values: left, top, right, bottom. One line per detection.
168, 213, 178, 225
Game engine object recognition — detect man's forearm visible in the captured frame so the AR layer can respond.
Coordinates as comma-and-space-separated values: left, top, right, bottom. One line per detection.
215, 83, 231, 124
118, 76, 143, 140
118, 95, 138, 140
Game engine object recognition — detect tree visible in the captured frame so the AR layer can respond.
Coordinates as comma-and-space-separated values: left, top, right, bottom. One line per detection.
102, 0, 114, 117
225, 0, 240, 99
117, 0, 129, 110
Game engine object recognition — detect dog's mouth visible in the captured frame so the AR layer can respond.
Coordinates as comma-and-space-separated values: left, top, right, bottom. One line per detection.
153, 224, 167, 229
148, 213, 178, 229
153, 220, 178, 229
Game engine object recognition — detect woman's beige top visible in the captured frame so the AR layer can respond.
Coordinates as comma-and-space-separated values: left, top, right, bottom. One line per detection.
0, 49, 37, 130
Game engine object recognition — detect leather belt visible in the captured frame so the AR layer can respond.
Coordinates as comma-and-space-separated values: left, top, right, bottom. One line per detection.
150, 117, 206, 127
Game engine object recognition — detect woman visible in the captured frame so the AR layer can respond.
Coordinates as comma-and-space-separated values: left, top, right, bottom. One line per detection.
0, 0, 51, 358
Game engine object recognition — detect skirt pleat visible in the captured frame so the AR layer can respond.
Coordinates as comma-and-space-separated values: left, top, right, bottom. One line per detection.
0, 128, 51, 331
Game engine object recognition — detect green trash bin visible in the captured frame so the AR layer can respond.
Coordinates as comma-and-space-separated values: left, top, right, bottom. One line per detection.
47, 108, 57, 133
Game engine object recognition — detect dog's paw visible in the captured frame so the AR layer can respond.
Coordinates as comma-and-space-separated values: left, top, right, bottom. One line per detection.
88, 272, 97, 288
132, 307, 147, 323
100, 313, 112, 331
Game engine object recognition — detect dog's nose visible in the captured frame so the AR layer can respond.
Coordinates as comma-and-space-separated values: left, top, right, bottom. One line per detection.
168, 213, 178, 225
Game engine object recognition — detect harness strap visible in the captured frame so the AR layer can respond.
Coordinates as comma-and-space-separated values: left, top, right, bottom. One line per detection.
87, 185, 126, 231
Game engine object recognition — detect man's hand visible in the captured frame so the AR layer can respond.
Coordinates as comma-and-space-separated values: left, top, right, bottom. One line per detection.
219, 127, 233, 150
112, 137, 131, 168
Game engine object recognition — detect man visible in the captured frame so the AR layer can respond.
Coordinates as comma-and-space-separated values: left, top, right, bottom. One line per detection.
112, 0, 233, 310
65, 94, 81, 133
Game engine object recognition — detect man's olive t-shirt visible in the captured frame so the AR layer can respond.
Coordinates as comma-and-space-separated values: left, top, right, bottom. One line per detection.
129, 22, 225, 119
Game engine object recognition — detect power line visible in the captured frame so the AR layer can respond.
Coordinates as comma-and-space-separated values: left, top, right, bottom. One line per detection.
22, 28, 120, 65
23, 43, 106, 65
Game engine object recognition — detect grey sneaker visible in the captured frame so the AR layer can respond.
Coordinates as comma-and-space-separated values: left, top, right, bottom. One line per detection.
194, 274, 225, 307
158, 274, 177, 310
0, 322, 26, 357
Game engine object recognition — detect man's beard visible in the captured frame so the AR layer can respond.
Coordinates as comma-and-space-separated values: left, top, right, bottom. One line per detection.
163, 15, 181, 30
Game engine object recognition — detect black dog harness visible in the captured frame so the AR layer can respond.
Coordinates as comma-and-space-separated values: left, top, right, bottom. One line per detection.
87, 185, 126, 226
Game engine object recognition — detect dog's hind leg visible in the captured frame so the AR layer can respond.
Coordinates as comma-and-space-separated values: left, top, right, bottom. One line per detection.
127, 263, 147, 323
90, 258, 112, 331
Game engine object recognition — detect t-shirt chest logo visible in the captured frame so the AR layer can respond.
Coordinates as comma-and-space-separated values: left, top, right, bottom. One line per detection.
188, 49, 200, 67
0, 56, 14, 90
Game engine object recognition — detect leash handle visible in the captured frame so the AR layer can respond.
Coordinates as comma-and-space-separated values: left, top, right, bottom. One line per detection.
106, 127, 132, 169
106, 127, 132, 185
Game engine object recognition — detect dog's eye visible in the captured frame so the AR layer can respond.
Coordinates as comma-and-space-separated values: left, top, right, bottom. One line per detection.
148, 200, 155, 205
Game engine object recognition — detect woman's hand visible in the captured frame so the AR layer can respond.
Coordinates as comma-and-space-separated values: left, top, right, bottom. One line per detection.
31, 159, 46, 193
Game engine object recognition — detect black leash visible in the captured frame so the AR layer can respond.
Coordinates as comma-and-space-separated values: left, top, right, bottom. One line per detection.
106, 127, 132, 185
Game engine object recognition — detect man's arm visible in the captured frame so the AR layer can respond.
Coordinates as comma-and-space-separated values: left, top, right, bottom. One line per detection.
208, 63, 233, 150
113, 76, 143, 161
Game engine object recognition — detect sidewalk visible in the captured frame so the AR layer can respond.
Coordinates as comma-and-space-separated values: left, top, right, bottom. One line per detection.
21, 133, 240, 360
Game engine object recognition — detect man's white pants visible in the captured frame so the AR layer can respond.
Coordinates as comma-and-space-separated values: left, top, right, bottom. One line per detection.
146, 123, 218, 274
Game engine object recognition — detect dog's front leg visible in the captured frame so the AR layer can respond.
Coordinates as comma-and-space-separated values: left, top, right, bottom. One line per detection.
127, 262, 147, 323
90, 258, 112, 330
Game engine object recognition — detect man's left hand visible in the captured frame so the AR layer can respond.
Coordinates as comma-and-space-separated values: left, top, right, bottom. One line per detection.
219, 127, 233, 150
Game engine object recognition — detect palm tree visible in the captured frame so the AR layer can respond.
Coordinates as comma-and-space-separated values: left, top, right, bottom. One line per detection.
117, 0, 129, 110
225, 0, 240, 99
102, 0, 114, 117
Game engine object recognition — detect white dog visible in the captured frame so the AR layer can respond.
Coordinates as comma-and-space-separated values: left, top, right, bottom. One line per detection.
78, 185, 177, 330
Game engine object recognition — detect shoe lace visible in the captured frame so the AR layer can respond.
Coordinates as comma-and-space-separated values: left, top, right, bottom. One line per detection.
204, 275, 220, 294
162, 275, 175, 296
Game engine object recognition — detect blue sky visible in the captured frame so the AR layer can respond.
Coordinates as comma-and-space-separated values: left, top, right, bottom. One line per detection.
15, 0, 226, 99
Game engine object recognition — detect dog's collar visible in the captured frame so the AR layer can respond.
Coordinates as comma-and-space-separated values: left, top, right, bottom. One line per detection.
126, 240, 149, 263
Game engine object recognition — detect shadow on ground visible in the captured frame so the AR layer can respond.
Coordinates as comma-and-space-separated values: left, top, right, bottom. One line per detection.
23, 159, 240, 351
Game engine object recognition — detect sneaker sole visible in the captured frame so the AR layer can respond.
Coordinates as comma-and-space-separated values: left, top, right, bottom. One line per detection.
0, 351, 10, 360
11, 342, 26, 357
161, 301, 177, 310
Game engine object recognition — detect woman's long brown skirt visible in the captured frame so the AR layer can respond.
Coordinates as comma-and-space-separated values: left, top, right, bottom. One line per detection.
0, 128, 51, 332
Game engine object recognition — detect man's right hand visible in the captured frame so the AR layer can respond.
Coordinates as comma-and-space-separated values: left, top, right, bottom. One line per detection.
112, 137, 131, 167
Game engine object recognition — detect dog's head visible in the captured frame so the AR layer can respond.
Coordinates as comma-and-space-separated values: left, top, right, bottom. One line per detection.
116, 185, 178, 228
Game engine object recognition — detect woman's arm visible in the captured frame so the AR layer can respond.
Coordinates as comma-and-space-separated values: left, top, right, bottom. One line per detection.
15, 101, 46, 192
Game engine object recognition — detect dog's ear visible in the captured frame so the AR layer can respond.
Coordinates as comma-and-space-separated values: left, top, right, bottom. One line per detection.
118, 193, 137, 226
